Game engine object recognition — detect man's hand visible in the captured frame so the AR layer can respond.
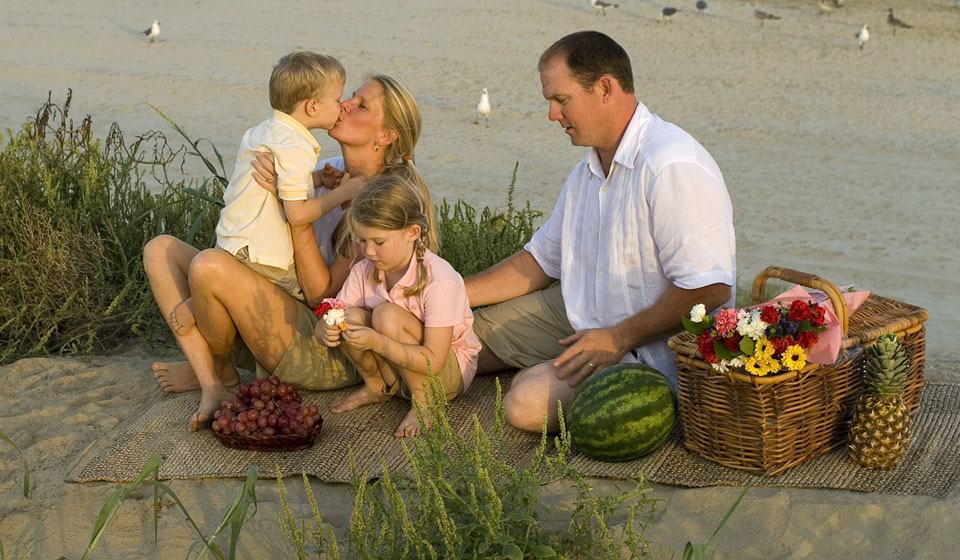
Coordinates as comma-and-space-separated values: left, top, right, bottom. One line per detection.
553, 328, 627, 387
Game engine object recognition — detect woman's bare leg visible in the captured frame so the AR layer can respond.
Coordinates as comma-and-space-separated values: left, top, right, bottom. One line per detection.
142, 235, 238, 392
187, 248, 300, 430
330, 307, 392, 413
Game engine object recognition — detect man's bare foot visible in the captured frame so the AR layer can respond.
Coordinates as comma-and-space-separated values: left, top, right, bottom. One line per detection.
170, 299, 196, 336
154, 361, 200, 392
330, 385, 391, 413
394, 405, 433, 438
190, 385, 235, 432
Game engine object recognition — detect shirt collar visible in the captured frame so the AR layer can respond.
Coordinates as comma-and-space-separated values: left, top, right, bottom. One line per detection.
272, 110, 321, 154
587, 100, 652, 178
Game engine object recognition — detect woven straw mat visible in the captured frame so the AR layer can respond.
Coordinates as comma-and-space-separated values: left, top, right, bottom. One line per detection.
66, 372, 960, 498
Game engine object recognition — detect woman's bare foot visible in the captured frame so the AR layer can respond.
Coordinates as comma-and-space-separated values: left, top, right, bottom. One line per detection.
330, 385, 391, 413
153, 361, 239, 393
153, 361, 200, 392
169, 299, 196, 336
394, 404, 433, 438
190, 385, 236, 432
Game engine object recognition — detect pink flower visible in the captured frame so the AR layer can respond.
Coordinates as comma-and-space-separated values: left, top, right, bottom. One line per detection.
714, 308, 738, 336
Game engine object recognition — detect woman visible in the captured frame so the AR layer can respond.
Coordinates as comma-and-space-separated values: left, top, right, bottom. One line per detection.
143, 75, 430, 430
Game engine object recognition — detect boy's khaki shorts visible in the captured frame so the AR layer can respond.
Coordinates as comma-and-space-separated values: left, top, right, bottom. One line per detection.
233, 246, 304, 302
471, 284, 575, 369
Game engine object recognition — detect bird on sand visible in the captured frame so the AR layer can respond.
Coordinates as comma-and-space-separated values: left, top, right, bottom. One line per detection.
696, 0, 707, 14
819, 0, 842, 14
660, 7, 680, 22
474, 88, 490, 127
591, 0, 619, 16
143, 20, 160, 43
753, 9, 781, 27
855, 23, 870, 50
886, 8, 912, 35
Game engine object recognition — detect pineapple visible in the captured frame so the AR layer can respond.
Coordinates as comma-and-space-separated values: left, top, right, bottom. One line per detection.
848, 333, 912, 469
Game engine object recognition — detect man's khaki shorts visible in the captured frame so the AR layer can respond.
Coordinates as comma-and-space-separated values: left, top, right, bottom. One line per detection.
471, 284, 575, 369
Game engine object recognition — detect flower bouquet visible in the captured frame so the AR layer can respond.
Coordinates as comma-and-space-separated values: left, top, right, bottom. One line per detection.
314, 298, 348, 331
681, 299, 828, 376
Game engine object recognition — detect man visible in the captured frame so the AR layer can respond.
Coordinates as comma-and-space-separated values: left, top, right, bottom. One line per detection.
466, 31, 735, 433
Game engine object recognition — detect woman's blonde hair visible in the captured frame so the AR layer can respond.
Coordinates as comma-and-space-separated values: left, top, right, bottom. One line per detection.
269, 51, 345, 114
345, 169, 438, 297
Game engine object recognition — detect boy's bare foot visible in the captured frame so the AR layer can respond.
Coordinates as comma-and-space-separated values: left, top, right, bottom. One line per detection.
169, 299, 196, 336
394, 405, 433, 438
153, 361, 200, 392
190, 385, 236, 432
329, 385, 391, 413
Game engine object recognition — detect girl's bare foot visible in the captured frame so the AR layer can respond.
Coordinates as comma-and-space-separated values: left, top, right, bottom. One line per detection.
153, 361, 239, 393
394, 405, 433, 438
169, 299, 196, 336
330, 385, 391, 413
153, 361, 200, 392
190, 385, 236, 432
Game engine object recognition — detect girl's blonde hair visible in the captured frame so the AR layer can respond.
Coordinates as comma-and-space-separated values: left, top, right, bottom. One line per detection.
345, 169, 438, 297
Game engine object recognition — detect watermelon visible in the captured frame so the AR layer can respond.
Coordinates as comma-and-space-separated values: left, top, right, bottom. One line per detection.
568, 364, 676, 462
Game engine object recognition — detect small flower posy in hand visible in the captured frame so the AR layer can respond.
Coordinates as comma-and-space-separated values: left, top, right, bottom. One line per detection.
314, 298, 348, 331
681, 299, 827, 376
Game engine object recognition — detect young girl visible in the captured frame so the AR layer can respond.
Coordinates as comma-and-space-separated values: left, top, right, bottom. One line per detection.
317, 169, 481, 437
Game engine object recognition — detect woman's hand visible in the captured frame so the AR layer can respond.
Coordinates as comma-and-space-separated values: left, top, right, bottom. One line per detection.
252, 152, 279, 197
341, 323, 379, 352
315, 320, 343, 347
313, 162, 345, 189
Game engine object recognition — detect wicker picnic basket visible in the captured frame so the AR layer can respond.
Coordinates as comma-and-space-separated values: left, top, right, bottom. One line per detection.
667, 267, 928, 475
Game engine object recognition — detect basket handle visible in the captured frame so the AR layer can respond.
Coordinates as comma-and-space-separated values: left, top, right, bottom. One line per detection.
750, 266, 848, 336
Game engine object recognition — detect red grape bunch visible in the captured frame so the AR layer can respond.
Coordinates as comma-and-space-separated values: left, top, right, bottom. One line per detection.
211, 375, 321, 437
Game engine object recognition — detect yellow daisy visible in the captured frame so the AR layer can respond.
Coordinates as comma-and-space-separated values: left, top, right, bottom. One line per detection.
744, 356, 764, 376
761, 355, 782, 376
780, 345, 807, 371
755, 337, 775, 358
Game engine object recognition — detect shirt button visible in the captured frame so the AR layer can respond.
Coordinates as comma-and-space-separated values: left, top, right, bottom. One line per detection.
598, 271, 604, 277
600, 229, 606, 235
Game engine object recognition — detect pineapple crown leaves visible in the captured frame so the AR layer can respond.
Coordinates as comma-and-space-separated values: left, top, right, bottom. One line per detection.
864, 333, 911, 396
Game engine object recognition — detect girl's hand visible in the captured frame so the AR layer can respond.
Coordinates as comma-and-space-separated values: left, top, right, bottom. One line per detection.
313, 162, 345, 189
340, 323, 378, 352
315, 320, 343, 347
252, 152, 279, 197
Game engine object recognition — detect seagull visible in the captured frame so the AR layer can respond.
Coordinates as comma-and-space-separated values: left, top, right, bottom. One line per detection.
696, 0, 707, 14
753, 9, 781, 27
886, 8, 912, 35
143, 20, 160, 42
660, 7, 680, 22
591, 0, 619, 16
855, 23, 870, 50
819, 0, 842, 14
474, 88, 490, 127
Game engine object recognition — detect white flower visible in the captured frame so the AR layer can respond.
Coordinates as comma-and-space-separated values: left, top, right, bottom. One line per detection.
690, 303, 707, 323
323, 308, 346, 326
711, 359, 730, 373
728, 357, 745, 369
737, 309, 768, 341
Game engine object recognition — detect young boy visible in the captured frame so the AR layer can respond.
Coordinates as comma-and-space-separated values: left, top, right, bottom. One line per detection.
170, 50, 362, 334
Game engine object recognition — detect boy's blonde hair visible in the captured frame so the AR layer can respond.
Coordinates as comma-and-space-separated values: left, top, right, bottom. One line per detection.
269, 51, 345, 114
345, 169, 439, 297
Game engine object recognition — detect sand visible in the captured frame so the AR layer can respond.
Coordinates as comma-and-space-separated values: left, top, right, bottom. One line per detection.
2, 0, 960, 557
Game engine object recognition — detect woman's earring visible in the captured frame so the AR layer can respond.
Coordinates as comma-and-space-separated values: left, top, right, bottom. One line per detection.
373, 142, 379, 152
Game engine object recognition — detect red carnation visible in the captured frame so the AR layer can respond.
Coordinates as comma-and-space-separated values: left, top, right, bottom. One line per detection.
760, 306, 779, 325
788, 300, 812, 322
723, 332, 742, 353
770, 337, 790, 355
810, 305, 826, 327
798, 330, 819, 348
698, 332, 717, 363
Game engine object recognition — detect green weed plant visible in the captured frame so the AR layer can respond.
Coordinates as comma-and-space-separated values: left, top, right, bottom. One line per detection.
0, 92, 223, 363
278, 376, 659, 559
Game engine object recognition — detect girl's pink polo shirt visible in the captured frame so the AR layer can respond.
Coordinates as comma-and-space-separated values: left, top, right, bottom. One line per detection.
337, 249, 482, 390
